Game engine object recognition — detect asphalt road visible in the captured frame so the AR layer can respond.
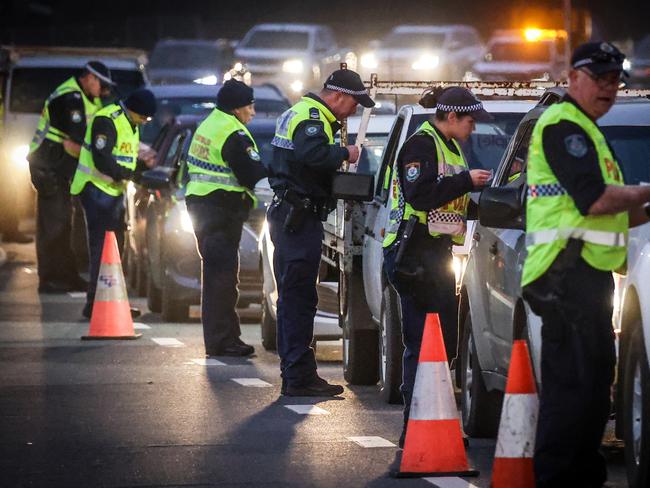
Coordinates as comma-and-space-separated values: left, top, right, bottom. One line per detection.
0, 240, 630, 487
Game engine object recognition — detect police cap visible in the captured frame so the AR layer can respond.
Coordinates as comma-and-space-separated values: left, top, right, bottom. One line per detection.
324, 69, 375, 108
571, 41, 626, 75
84, 61, 115, 87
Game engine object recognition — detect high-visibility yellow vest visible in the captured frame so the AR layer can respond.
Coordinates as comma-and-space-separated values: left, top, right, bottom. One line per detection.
271, 96, 336, 152
521, 101, 628, 286
29, 77, 102, 154
185, 108, 258, 205
70, 103, 139, 197
383, 121, 470, 247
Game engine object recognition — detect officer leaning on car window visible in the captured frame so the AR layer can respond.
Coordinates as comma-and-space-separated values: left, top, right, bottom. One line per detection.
521, 41, 650, 488
27, 61, 113, 294
69, 88, 158, 320
381, 87, 492, 448
185, 80, 267, 358
266, 69, 372, 397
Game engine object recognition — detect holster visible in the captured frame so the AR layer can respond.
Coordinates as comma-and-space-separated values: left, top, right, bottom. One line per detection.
393, 216, 423, 282
282, 191, 312, 233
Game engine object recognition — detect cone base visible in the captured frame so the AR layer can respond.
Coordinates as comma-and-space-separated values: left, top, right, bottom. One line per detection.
391, 469, 479, 479
82, 333, 142, 341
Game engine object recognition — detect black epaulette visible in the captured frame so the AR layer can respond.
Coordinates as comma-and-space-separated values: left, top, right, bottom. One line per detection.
309, 107, 320, 120
110, 109, 123, 119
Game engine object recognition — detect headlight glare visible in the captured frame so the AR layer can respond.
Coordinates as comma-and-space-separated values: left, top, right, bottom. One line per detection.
360, 52, 378, 69
282, 59, 304, 74
11, 144, 30, 169
412, 53, 440, 71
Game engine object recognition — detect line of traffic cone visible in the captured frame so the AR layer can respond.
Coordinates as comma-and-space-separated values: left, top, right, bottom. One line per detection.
82, 231, 141, 340
393, 313, 478, 478
491, 339, 538, 488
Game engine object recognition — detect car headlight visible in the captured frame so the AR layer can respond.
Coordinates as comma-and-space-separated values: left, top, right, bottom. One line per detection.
282, 59, 304, 74
11, 144, 29, 169
290, 80, 304, 93
193, 74, 219, 85
412, 53, 439, 71
180, 209, 194, 233
623, 59, 632, 71
360, 52, 378, 69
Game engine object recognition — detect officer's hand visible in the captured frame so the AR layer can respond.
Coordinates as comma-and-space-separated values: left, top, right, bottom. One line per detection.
346, 145, 360, 164
469, 169, 492, 189
63, 140, 81, 158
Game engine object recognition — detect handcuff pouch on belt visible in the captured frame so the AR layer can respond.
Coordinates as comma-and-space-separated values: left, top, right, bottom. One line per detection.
280, 190, 333, 233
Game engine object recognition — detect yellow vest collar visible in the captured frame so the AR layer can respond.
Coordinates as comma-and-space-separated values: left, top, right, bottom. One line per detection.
302, 94, 337, 124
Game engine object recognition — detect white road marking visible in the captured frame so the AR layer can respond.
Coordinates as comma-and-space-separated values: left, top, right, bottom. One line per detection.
231, 378, 272, 387
151, 337, 184, 347
347, 436, 395, 448
67, 292, 86, 298
190, 358, 226, 366
424, 477, 479, 488
133, 322, 151, 330
285, 405, 330, 415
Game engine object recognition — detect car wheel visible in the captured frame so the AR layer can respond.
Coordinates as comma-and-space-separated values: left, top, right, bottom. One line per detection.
161, 269, 189, 322
624, 327, 650, 488
341, 268, 379, 386
460, 311, 502, 438
378, 284, 404, 404
147, 270, 162, 313
261, 295, 277, 351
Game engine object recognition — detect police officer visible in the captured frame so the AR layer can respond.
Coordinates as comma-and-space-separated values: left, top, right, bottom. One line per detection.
28, 61, 114, 293
70, 88, 157, 319
267, 69, 373, 396
521, 42, 650, 488
382, 87, 492, 446
185, 79, 266, 357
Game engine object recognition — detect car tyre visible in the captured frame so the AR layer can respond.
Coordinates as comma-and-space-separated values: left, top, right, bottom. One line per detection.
460, 310, 502, 438
341, 269, 379, 386
261, 295, 277, 351
623, 327, 650, 488
378, 284, 404, 404
160, 269, 189, 322
147, 270, 162, 313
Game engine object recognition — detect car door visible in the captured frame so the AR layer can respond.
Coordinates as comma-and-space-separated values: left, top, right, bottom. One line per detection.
478, 122, 533, 374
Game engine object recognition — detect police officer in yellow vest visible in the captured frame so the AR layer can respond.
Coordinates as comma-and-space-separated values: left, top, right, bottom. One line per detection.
382, 87, 492, 447
267, 69, 371, 397
186, 80, 267, 357
28, 61, 114, 293
70, 88, 157, 319
521, 42, 650, 487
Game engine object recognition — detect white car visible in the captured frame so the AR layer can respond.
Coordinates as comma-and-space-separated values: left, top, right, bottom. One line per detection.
258, 114, 396, 351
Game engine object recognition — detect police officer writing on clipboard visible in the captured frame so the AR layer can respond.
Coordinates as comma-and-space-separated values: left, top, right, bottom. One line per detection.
28, 61, 114, 293
268, 69, 374, 397
382, 87, 492, 447
186, 80, 267, 357
70, 88, 157, 319
522, 42, 650, 488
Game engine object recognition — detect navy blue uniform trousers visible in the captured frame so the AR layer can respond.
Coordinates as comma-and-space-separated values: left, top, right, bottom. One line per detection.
383, 229, 457, 425
187, 200, 247, 353
267, 201, 321, 386
78, 183, 124, 310
524, 256, 616, 488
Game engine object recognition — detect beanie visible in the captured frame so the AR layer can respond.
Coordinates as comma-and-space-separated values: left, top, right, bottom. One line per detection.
217, 79, 255, 111
124, 88, 157, 117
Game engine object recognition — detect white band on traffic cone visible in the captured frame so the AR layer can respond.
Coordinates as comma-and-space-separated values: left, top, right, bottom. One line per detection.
410, 362, 458, 421
95, 263, 128, 302
494, 393, 539, 458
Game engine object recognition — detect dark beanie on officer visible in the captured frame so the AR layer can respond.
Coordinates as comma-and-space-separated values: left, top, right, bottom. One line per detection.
124, 88, 157, 117
217, 79, 255, 112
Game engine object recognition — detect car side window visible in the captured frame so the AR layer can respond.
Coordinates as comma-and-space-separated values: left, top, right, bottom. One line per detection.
163, 132, 184, 168
376, 115, 405, 202
497, 123, 534, 187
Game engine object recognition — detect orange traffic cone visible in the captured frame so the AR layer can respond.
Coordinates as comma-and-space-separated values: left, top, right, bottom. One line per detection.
82, 231, 141, 340
491, 340, 538, 488
393, 313, 478, 478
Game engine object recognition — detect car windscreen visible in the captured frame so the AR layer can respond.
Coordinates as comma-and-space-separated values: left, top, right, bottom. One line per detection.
140, 97, 290, 145
602, 126, 650, 185
407, 112, 526, 171
9, 67, 145, 113
149, 45, 230, 70
383, 32, 446, 49
242, 31, 310, 50
488, 41, 552, 63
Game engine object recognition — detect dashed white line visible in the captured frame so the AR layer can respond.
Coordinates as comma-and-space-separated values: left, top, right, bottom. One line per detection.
347, 436, 395, 448
231, 378, 273, 387
424, 477, 479, 488
188, 358, 226, 366
285, 405, 330, 415
133, 323, 151, 330
151, 337, 184, 347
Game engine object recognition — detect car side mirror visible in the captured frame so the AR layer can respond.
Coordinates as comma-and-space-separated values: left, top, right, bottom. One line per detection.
478, 186, 525, 230
140, 168, 173, 190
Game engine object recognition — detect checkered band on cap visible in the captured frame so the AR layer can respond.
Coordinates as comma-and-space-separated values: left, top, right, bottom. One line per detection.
436, 102, 484, 113
325, 84, 369, 96
527, 183, 568, 198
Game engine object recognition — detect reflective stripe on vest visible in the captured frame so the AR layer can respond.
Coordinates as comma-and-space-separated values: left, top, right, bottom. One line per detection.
29, 77, 101, 154
521, 101, 628, 286
185, 108, 258, 204
70, 103, 139, 197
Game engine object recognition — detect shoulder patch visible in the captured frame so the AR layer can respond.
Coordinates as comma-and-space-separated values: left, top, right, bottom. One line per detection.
305, 125, 321, 136
95, 134, 107, 150
246, 146, 261, 162
405, 162, 421, 182
71, 110, 82, 123
309, 108, 320, 120
564, 134, 588, 158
